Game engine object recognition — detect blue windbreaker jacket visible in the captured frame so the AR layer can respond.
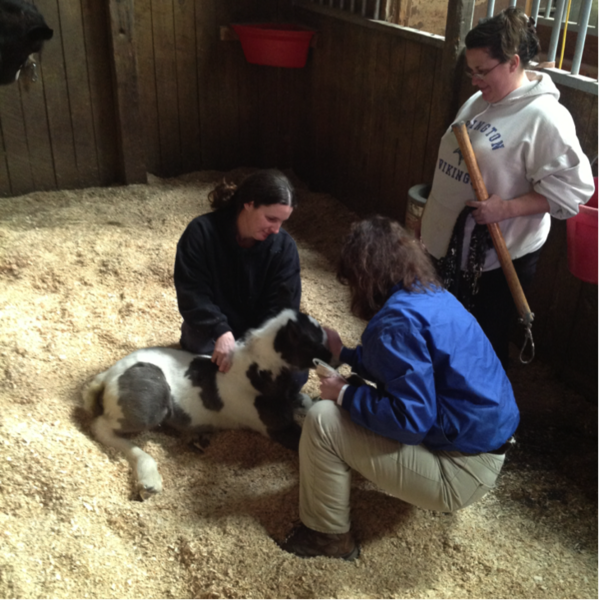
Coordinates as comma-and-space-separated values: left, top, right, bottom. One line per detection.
339, 285, 519, 454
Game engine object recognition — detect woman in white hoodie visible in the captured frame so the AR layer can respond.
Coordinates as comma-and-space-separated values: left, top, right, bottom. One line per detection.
420, 7, 594, 369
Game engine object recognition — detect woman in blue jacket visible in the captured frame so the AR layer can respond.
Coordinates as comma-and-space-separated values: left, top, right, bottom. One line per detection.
281, 216, 519, 561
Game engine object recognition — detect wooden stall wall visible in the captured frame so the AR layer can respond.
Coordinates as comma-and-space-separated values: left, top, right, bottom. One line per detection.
290, 8, 445, 224
0, 0, 299, 196
0, 0, 119, 197
524, 88, 598, 399
132, 0, 301, 178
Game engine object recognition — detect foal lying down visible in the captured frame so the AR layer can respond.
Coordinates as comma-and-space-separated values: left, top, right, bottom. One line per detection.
82, 309, 332, 499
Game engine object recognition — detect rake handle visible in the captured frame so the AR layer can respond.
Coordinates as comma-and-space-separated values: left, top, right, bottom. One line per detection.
452, 121, 534, 327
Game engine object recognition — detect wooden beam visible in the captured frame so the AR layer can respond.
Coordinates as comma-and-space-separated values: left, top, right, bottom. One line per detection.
436, 0, 475, 130
524, 0, 533, 16
107, 0, 146, 184
397, 0, 412, 28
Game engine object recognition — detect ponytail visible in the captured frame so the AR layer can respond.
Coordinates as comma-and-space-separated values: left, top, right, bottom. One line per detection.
207, 169, 296, 213
208, 180, 238, 210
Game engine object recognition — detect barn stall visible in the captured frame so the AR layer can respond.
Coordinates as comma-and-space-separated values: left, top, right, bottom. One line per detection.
0, 0, 597, 598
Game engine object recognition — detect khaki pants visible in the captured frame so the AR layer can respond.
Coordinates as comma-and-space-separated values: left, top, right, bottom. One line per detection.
299, 401, 505, 534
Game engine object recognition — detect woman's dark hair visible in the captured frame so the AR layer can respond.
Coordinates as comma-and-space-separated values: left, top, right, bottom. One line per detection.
465, 7, 540, 67
208, 169, 297, 212
337, 216, 440, 321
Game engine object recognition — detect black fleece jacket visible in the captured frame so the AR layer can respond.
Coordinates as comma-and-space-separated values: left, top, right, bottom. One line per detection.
174, 207, 301, 342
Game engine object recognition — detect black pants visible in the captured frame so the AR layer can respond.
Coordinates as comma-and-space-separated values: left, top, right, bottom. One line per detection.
469, 249, 542, 370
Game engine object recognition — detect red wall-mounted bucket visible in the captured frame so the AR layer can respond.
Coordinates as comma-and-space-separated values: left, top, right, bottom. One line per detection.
232, 23, 315, 68
567, 177, 598, 284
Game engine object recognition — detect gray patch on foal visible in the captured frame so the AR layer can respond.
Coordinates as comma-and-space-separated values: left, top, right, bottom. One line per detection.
116, 362, 173, 432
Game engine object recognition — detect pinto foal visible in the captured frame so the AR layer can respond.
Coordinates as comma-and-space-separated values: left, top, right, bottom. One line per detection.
83, 309, 331, 499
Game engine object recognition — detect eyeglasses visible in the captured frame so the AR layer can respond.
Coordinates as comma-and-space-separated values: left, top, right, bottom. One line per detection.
465, 61, 503, 80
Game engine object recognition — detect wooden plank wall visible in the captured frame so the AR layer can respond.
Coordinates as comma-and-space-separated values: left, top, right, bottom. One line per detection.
0, 0, 298, 196
132, 0, 299, 178
291, 9, 446, 224
0, 0, 119, 197
524, 88, 598, 399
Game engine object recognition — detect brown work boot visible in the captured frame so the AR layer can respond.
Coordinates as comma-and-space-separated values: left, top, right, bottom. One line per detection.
280, 523, 360, 560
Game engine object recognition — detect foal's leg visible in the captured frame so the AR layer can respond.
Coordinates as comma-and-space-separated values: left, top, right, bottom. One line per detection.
95, 360, 173, 499
91, 416, 163, 500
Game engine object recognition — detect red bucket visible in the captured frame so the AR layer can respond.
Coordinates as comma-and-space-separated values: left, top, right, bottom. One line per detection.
232, 23, 315, 68
567, 177, 598, 284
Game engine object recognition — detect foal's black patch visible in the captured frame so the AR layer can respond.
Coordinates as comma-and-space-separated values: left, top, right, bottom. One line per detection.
247, 362, 301, 450
117, 362, 173, 432
185, 357, 223, 411
273, 313, 332, 371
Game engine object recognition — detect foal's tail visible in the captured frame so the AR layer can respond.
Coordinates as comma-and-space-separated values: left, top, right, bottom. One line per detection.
81, 371, 108, 415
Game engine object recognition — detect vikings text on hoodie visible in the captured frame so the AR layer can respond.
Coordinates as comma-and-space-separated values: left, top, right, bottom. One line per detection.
421, 71, 595, 271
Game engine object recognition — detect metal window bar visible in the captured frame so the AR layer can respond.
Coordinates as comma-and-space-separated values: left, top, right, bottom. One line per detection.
305, 0, 384, 20
374, 0, 381, 20
480, 0, 596, 81
310, 0, 599, 90
547, 0, 569, 61
572, 0, 594, 73
540, 0, 595, 71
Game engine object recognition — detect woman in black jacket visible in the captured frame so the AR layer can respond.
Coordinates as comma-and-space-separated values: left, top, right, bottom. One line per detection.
174, 169, 301, 373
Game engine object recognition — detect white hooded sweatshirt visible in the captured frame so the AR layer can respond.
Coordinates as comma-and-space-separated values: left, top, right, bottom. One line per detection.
421, 71, 594, 271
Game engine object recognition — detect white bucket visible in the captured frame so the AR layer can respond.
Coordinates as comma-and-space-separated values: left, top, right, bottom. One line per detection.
406, 183, 431, 235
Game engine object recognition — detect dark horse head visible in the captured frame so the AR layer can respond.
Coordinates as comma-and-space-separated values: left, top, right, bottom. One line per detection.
0, 0, 53, 85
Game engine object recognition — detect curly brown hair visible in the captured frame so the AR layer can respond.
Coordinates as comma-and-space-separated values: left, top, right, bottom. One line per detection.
337, 216, 440, 321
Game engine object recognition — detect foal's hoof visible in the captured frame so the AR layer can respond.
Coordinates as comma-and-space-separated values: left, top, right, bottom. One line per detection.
138, 484, 161, 501
136, 459, 163, 500
190, 433, 213, 453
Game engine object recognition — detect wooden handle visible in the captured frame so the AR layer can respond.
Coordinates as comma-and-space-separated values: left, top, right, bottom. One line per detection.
451, 121, 534, 326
